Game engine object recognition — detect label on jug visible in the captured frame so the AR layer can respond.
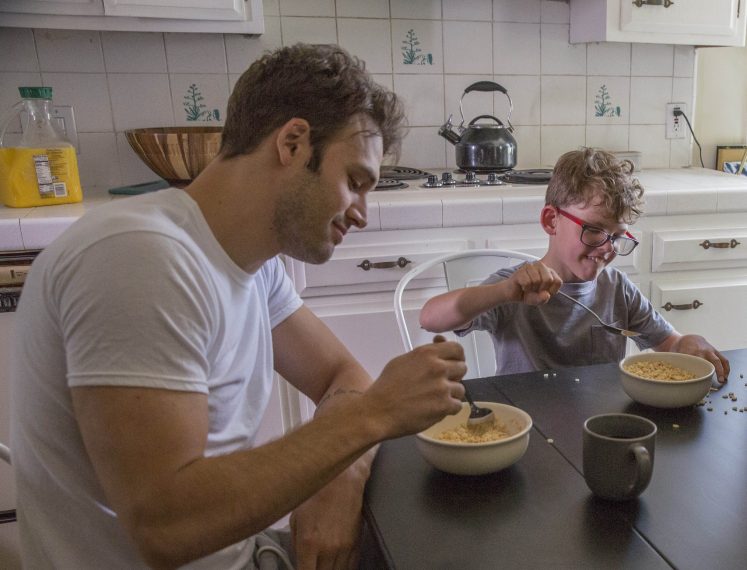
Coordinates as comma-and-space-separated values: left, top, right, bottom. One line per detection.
0, 146, 82, 207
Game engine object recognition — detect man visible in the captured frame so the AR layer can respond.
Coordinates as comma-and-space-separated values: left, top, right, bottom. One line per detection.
10, 44, 467, 568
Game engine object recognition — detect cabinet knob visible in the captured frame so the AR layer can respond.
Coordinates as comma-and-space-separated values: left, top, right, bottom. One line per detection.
357, 257, 412, 271
699, 239, 741, 249
661, 300, 702, 311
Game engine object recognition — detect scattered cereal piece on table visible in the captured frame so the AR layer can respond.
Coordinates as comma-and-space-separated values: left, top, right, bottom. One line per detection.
574, 378, 580, 382
547, 438, 554, 444
543, 373, 549, 378
672, 424, 680, 429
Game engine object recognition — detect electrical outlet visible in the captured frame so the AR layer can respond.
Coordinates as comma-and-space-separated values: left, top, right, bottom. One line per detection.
665, 102, 687, 140
19, 105, 80, 154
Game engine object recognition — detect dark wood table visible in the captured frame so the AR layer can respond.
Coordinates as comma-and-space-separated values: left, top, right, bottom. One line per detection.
363, 349, 747, 569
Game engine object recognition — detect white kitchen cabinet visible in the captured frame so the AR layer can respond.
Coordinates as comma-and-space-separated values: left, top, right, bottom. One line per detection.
570, 0, 746, 46
0, 0, 264, 33
650, 275, 747, 351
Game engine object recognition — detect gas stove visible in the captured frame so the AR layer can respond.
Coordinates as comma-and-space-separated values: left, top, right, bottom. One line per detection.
375, 167, 552, 191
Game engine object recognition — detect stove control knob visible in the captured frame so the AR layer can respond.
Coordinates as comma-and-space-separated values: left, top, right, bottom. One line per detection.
465, 171, 478, 183
441, 172, 455, 184
487, 173, 499, 184
426, 175, 442, 188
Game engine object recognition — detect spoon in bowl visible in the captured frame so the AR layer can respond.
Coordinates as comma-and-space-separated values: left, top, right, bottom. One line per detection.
555, 290, 641, 338
433, 335, 495, 426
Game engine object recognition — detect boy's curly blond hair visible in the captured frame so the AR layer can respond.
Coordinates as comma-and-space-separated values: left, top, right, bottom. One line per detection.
545, 148, 645, 223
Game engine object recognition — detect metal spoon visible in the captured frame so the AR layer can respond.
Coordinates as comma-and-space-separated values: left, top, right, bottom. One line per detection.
433, 335, 495, 426
555, 290, 641, 338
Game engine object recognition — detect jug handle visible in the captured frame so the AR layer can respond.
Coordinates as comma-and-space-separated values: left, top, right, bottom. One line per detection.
0, 101, 24, 148
464, 81, 508, 95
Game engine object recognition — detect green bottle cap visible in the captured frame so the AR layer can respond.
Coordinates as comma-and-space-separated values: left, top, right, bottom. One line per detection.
18, 86, 53, 99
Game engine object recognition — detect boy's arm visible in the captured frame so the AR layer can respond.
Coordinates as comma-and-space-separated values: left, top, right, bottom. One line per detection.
419, 261, 563, 332
654, 333, 730, 383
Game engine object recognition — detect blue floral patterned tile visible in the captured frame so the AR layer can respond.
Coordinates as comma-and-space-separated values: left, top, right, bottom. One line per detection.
587, 77, 629, 125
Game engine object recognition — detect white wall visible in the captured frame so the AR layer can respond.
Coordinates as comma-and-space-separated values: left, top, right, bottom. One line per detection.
0, 0, 695, 190
693, 45, 747, 169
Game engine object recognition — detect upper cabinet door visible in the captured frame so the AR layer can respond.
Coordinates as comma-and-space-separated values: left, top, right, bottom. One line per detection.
102, 0, 245, 22
0, 0, 104, 16
0, 0, 264, 33
570, 0, 746, 46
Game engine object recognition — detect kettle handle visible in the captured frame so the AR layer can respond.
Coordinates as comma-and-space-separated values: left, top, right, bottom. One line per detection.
464, 81, 508, 95
468, 114, 504, 126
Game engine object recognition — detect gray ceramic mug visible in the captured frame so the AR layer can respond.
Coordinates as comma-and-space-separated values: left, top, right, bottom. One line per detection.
583, 413, 657, 501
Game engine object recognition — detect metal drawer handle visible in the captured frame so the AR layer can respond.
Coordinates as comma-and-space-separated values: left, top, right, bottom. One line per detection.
699, 239, 741, 249
357, 257, 412, 271
633, 0, 673, 7
661, 300, 702, 311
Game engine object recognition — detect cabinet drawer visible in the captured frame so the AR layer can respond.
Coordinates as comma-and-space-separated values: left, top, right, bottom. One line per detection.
650, 276, 747, 351
652, 228, 747, 272
289, 239, 470, 297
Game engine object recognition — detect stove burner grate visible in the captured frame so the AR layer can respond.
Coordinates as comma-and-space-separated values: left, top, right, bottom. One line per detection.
380, 166, 432, 180
375, 178, 409, 191
501, 168, 553, 184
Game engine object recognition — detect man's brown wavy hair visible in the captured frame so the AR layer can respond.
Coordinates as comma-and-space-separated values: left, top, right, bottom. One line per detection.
220, 43, 406, 170
546, 148, 645, 223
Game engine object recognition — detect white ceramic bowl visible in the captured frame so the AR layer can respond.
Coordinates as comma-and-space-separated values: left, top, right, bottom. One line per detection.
415, 402, 532, 476
619, 352, 715, 408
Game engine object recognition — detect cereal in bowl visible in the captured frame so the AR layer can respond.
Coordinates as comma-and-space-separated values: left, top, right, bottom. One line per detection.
624, 360, 697, 381
436, 418, 510, 443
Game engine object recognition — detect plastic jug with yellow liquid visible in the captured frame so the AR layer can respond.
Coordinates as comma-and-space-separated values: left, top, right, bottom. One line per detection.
0, 86, 82, 208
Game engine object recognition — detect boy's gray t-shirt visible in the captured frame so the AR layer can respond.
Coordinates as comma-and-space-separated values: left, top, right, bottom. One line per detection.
456, 264, 675, 375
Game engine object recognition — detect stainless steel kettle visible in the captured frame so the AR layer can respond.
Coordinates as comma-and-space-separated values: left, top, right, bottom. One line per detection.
438, 81, 517, 172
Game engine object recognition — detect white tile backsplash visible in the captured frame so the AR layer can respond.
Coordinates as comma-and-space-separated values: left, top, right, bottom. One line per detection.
281, 17, 338, 44
493, 0, 541, 23
0, 28, 38, 72
280, 0, 335, 17
392, 20, 443, 74
164, 33, 227, 74
494, 23, 540, 75
336, 0, 389, 18
393, 74, 444, 126
585, 124, 629, 151
587, 42, 631, 76
443, 21, 492, 75
34, 29, 105, 73
338, 18, 393, 74
102, 32, 167, 73
443, 0, 492, 21
225, 17, 282, 74
541, 24, 585, 75
391, 0, 442, 20
541, 125, 585, 166
631, 44, 674, 77
170, 74, 229, 126
541, 75, 586, 125
630, 125, 669, 168
629, 76, 672, 124
1, 1, 695, 188
494, 75, 540, 125
41, 72, 113, 132
108, 73, 174, 131
586, 76, 628, 125
400, 126, 447, 169
541, 0, 570, 24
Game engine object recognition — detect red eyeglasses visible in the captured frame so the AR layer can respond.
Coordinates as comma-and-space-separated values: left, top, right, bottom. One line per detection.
556, 208, 639, 256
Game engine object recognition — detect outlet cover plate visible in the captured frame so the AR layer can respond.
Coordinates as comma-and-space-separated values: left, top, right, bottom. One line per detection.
666, 102, 687, 140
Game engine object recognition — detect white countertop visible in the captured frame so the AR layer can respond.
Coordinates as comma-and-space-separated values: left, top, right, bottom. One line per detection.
2, 168, 747, 251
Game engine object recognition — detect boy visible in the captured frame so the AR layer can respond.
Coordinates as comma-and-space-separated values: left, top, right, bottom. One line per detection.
420, 148, 729, 382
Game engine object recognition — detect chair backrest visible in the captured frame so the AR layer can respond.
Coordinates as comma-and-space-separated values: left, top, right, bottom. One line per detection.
393, 249, 539, 378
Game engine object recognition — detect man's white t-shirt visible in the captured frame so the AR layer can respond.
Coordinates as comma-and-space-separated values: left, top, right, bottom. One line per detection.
10, 188, 302, 568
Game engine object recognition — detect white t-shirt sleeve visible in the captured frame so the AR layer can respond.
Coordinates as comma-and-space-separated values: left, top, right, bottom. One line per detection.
60, 233, 216, 394
264, 256, 303, 329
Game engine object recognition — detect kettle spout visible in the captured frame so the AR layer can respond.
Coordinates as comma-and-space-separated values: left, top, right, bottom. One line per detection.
438, 116, 460, 145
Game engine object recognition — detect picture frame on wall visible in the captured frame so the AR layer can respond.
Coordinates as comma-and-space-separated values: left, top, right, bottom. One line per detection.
716, 145, 747, 175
